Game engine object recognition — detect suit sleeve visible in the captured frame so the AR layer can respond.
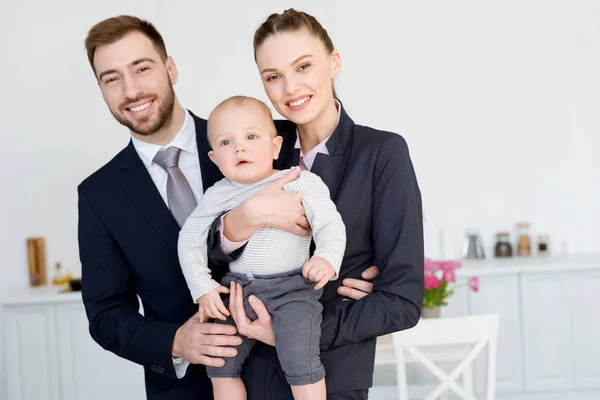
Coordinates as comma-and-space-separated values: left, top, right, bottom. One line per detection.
206, 214, 247, 264
78, 185, 181, 379
320, 134, 424, 351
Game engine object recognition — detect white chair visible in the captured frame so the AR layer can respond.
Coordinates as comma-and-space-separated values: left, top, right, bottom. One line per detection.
392, 314, 499, 400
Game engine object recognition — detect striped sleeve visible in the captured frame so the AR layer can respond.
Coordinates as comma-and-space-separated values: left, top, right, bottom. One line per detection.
177, 183, 227, 302
286, 171, 347, 278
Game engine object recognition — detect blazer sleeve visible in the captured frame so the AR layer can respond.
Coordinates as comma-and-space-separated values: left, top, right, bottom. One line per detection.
320, 134, 424, 351
78, 185, 181, 379
206, 214, 247, 264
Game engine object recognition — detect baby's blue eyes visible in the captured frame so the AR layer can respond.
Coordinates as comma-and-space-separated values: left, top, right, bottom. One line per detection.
220, 135, 257, 146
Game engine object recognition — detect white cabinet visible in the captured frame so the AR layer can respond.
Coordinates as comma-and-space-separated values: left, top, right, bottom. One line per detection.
4, 306, 60, 400
571, 271, 600, 389
55, 303, 144, 400
371, 256, 600, 400
521, 273, 574, 391
2, 288, 145, 400
469, 275, 524, 394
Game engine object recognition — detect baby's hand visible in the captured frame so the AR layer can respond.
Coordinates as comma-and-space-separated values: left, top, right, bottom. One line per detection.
302, 256, 336, 290
197, 286, 230, 321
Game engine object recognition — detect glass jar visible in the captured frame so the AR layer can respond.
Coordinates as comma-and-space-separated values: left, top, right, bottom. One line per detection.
516, 222, 531, 256
538, 234, 549, 256
495, 232, 513, 258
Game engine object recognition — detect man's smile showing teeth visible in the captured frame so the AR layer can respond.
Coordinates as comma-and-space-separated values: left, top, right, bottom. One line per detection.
128, 101, 153, 113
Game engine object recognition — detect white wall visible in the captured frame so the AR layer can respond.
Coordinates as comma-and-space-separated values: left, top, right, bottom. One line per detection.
1, 0, 599, 396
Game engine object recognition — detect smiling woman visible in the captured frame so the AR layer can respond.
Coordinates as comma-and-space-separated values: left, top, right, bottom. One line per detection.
217, 8, 425, 400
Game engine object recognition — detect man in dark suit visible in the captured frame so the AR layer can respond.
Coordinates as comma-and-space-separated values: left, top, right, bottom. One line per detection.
79, 15, 381, 399
78, 16, 313, 399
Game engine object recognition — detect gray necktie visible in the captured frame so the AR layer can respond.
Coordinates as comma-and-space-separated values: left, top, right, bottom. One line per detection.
153, 147, 197, 228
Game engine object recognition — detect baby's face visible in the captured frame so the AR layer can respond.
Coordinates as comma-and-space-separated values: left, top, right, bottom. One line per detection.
208, 103, 282, 184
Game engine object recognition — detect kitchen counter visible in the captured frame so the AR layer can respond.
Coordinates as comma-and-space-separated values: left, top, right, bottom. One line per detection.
456, 253, 600, 277
1, 285, 80, 306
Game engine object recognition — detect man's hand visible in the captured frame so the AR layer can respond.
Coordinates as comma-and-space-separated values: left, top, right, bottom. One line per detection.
337, 265, 379, 300
228, 281, 275, 346
223, 167, 309, 241
172, 314, 242, 367
197, 286, 230, 321
302, 256, 336, 290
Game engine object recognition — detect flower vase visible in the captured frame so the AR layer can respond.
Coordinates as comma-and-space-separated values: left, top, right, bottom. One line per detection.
421, 306, 441, 318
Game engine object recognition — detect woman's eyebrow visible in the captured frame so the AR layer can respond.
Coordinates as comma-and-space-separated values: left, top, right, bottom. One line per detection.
260, 54, 312, 75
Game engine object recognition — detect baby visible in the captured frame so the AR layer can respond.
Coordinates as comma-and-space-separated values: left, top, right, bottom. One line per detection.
178, 95, 346, 400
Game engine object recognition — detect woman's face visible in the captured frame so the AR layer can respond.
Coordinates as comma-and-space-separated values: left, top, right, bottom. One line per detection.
256, 29, 340, 125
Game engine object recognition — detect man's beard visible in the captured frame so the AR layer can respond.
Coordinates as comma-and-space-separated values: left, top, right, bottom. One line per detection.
111, 82, 176, 136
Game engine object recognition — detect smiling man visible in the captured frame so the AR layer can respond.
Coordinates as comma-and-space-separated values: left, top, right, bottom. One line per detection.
77, 15, 310, 399
78, 15, 381, 400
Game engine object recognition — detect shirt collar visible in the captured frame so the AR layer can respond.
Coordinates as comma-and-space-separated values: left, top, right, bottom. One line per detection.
131, 110, 197, 168
294, 99, 341, 170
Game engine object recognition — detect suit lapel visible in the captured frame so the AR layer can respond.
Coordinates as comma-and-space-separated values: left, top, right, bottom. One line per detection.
274, 119, 298, 170
118, 112, 222, 255
310, 153, 344, 199
190, 111, 223, 192
276, 104, 354, 201
119, 142, 180, 253
309, 105, 354, 202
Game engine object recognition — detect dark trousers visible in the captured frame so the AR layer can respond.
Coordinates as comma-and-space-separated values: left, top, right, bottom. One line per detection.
242, 344, 369, 400
208, 270, 324, 385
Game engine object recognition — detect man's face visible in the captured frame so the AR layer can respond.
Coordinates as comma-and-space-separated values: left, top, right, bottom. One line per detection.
93, 31, 177, 136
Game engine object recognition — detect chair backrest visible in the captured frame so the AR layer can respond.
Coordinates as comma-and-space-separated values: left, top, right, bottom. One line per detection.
393, 314, 499, 347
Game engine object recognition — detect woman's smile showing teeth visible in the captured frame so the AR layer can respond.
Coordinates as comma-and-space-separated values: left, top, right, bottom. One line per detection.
286, 95, 312, 110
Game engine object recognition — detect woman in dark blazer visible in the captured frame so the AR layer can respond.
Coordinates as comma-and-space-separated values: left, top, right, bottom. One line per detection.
223, 9, 425, 400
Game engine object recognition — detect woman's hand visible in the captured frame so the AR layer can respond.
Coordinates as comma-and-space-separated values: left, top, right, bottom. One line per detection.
337, 265, 379, 300
228, 281, 275, 346
223, 167, 310, 241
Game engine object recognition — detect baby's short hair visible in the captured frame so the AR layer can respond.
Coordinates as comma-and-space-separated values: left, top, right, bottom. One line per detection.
211, 95, 272, 119
207, 96, 276, 147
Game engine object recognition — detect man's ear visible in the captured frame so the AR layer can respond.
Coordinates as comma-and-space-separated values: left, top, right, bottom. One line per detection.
165, 56, 179, 85
272, 135, 283, 160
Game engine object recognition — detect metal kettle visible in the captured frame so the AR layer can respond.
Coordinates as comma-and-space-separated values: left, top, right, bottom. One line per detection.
462, 229, 485, 259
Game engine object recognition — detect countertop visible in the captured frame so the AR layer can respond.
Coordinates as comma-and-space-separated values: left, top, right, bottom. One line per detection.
2, 285, 81, 306
456, 253, 600, 277
3, 254, 600, 306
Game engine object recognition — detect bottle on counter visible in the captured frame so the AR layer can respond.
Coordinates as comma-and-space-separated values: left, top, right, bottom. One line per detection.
52, 262, 66, 286
495, 232, 513, 258
516, 222, 531, 256
538, 234, 549, 256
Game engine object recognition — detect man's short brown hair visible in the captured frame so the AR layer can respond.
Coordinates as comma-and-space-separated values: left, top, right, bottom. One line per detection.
84, 15, 168, 76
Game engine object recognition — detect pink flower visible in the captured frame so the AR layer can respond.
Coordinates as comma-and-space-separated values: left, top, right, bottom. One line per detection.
425, 274, 441, 290
425, 258, 442, 272
470, 276, 480, 292
441, 260, 461, 271
443, 269, 456, 283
